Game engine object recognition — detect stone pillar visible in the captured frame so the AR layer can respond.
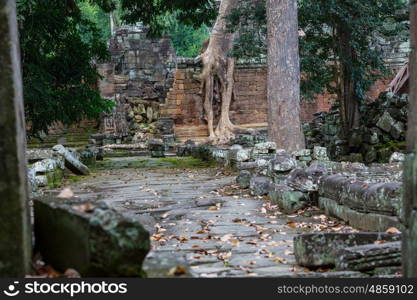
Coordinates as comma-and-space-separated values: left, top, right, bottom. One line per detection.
403, 0, 417, 278
0, 0, 32, 276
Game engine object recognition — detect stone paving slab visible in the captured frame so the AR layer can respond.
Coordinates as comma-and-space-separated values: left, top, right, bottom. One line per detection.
59, 158, 362, 278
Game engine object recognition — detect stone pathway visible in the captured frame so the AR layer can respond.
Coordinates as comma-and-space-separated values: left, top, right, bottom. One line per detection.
62, 157, 357, 278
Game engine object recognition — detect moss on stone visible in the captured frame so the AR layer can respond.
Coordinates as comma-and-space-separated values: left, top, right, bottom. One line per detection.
46, 169, 64, 188
95, 157, 216, 170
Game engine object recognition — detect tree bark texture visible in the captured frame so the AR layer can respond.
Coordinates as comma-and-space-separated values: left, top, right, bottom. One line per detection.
201, 0, 241, 144
403, 0, 417, 278
336, 26, 360, 137
266, 0, 305, 152
0, 0, 32, 276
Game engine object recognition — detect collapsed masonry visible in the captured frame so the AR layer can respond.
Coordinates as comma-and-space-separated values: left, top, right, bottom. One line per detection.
180, 138, 406, 276
305, 92, 408, 163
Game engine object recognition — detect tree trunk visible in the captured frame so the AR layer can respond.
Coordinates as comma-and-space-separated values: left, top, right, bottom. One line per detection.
337, 26, 360, 137
0, 0, 32, 276
403, 0, 417, 278
200, 0, 241, 144
266, 0, 305, 152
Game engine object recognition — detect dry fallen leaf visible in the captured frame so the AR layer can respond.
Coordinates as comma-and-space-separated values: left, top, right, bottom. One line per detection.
168, 266, 187, 276
57, 188, 74, 199
386, 227, 401, 234
287, 221, 297, 228
72, 203, 94, 213
64, 269, 81, 278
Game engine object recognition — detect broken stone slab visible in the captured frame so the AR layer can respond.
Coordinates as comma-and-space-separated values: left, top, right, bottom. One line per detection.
32, 158, 64, 174
292, 149, 312, 158
52, 145, 90, 175
335, 241, 402, 272
389, 152, 405, 163
287, 163, 329, 192
390, 121, 405, 140
319, 175, 403, 217
312, 146, 329, 161
249, 176, 272, 196
148, 139, 166, 158
27, 168, 38, 193
79, 145, 98, 167
236, 170, 251, 189
34, 196, 150, 277
268, 153, 297, 173
319, 197, 402, 232
268, 183, 309, 213
377, 111, 396, 133
253, 142, 277, 154
228, 148, 251, 162
294, 232, 402, 268
26, 149, 54, 163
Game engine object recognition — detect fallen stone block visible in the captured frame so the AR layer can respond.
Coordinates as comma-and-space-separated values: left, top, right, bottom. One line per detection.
236, 170, 251, 189
292, 149, 312, 158
53, 145, 90, 175
34, 196, 150, 277
228, 148, 251, 163
294, 232, 402, 268
268, 153, 297, 173
269, 184, 309, 213
253, 142, 277, 154
250, 176, 272, 196
79, 145, 98, 167
32, 158, 64, 174
319, 174, 403, 216
251, 142, 277, 159
319, 197, 402, 231
27, 168, 38, 193
287, 163, 329, 192
148, 140, 165, 158
389, 152, 405, 163
26, 149, 54, 163
377, 111, 395, 133
312, 146, 329, 161
335, 241, 402, 272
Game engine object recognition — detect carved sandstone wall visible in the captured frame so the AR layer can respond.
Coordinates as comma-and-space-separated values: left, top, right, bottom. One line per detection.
97, 25, 177, 140
160, 58, 268, 141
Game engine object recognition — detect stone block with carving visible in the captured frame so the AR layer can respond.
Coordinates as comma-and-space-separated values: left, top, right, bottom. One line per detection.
34, 195, 150, 277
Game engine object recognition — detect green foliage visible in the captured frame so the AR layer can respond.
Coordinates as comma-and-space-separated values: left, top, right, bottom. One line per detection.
117, 0, 217, 36
79, 1, 112, 41
227, 0, 408, 101
17, 0, 114, 136
298, 0, 408, 101
165, 18, 210, 57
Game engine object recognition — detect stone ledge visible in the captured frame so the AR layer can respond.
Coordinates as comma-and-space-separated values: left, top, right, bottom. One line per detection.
34, 195, 150, 277
319, 197, 402, 232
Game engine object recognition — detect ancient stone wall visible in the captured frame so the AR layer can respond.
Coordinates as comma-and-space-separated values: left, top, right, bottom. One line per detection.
305, 92, 408, 163
97, 25, 177, 141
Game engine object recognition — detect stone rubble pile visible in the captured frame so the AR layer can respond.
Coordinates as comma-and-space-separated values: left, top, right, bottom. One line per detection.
304, 92, 408, 163
27, 144, 92, 195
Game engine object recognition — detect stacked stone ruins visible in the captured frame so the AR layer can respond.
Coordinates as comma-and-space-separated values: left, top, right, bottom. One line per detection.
180, 137, 405, 276
96, 25, 177, 144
